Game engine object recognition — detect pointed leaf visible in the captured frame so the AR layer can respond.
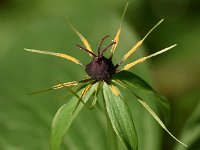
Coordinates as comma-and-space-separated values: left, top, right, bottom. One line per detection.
103, 82, 138, 150
51, 82, 98, 150
136, 97, 187, 147
113, 70, 170, 124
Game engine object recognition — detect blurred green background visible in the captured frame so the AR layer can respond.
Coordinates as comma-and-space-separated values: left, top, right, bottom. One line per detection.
0, 0, 199, 150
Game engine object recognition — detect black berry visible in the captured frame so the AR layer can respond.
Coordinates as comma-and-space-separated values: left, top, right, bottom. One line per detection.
76, 35, 116, 82
85, 56, 115, 81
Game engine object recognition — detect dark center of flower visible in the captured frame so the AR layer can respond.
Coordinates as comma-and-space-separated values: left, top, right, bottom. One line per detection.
85, 56, 115, 81
76, 35, 116, 82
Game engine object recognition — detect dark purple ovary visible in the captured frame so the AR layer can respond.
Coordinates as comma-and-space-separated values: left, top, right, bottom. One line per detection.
85, 56, 116, 81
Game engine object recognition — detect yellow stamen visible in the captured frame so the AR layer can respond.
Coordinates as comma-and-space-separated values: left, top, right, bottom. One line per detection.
24, 48, 83, 65
80, 83, 93, 98
118, 19, 164, 66
122, 44, 177, 70
109, 85, 120, 96
72, 83, 93, 113
70, 24, 94, 57
27, 80, 79, 95
110, 2, 129, 58
52, 81, 78, 89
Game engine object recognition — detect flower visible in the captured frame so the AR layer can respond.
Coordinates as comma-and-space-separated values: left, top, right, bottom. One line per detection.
25, 3, 187, 150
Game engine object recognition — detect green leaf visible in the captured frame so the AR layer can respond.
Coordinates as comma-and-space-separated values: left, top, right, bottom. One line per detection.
174, 101, 200, 150
113, 71, 187, 147
113, 70, 170, 124
103, 82, 138, 150
51, 82, 99, 150
106, 111, 118, 150
113, 71, 154, 91
136, 96, 188, 147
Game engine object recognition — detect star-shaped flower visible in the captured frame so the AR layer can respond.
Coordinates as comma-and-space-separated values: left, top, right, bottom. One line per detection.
25, 3, 187, 150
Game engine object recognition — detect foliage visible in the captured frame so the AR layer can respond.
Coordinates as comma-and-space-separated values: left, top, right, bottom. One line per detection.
0, 0, 199, 150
